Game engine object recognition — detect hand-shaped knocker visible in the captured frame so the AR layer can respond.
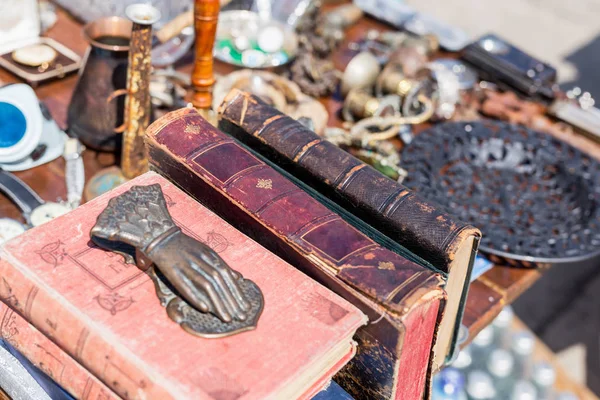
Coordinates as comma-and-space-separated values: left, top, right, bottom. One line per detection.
90, 184, 263, 338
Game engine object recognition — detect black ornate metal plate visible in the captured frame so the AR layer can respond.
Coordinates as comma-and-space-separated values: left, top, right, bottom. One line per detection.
401, 120, 600, 266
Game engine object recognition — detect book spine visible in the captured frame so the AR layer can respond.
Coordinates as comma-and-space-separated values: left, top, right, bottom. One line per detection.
0, 301, 119, 400
146, 108, 446, 400
217, 89, 481, 274
147, 107, 442, 320
0, 257, 178, 400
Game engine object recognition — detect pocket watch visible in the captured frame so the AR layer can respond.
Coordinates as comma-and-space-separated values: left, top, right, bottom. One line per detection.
12, 44, 58, 67
0, 169, 70, 228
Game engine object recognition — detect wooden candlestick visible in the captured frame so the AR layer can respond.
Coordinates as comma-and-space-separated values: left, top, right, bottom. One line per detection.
191, 0, 220, 109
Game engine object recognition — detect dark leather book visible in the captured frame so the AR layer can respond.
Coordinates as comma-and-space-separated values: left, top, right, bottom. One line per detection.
217, 89, 482, 367
146, 108, 446, 400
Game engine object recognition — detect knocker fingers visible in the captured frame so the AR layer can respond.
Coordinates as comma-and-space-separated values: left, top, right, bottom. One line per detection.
191, 261, 248, 322
215, 263, 250, 313
195, 247, 250, 316
170, 270, 211, 314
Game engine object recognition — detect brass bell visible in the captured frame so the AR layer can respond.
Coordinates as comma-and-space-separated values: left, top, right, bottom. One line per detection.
342, 89, 380, 121
386, 45, 429, 78
341, 51, 381, 96
376, 64, 418, 98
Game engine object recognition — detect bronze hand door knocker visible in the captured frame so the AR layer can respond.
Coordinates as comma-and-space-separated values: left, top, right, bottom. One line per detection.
90, 184, 264, 338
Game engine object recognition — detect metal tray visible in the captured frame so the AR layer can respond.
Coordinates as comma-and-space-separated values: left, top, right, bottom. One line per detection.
400, 120, 600, 268
0, 37, 81, 85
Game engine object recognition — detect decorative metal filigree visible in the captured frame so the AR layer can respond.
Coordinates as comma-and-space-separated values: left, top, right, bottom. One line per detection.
401, 121, 600, 265
90, 184, 263, 337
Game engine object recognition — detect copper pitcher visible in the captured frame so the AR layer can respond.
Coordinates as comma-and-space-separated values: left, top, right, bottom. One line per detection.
67, 17, 132, 152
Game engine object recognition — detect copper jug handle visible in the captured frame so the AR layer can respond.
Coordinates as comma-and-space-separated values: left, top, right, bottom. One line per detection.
106, 89, 130, 133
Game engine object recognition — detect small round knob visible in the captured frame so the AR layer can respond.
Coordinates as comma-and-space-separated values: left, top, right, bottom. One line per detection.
125, 4, 162, 26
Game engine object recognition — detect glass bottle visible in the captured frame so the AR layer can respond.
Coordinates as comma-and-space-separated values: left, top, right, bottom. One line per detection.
487, 348, 515, 398
471, 326, 494, 370
556, 392, 579, 400
511, 379, 538, 400
432, 367, 468, 400
466, 370, 496, 400
452, 346, 473, 373
492, 306, 514, 349
511, 330, 535, 379
532, 362, 556, 400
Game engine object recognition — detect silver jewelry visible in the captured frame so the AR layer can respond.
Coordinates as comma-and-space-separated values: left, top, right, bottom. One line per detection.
427, 61, 462, 119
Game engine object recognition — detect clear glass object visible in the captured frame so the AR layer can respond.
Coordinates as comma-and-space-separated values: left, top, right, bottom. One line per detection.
432, 368, 468, 400
471, 326, 494, 370
452, 346, 473, 372
251, 0, 314, 27
511, 331, 536, 379
532, 361, 556, 400
466, 370, 496, 400
556, 392, 579, 400
487, 349, 515, 398
53, 0, 192, 25
511, 380, 538, 400
492, 306, 514, 349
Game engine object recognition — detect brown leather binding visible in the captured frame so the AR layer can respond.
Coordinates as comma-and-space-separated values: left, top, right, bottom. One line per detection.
218, 90, 480, 272
217, 90, 482, 366
146, 108, 446, 400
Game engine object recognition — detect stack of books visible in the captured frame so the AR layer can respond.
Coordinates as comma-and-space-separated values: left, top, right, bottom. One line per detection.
0, 97, 480, 400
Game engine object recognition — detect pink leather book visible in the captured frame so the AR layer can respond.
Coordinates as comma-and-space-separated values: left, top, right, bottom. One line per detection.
0, 301, 118, 400
0, 172, 366, 400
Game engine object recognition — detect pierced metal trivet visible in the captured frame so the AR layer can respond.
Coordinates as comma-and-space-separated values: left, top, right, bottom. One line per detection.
401, 120, 600, 266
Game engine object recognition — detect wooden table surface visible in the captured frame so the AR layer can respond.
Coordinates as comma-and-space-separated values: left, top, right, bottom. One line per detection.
0, 6, 592, 350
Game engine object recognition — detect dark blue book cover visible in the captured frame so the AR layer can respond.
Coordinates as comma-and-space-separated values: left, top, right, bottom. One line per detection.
313, 381, 354, 400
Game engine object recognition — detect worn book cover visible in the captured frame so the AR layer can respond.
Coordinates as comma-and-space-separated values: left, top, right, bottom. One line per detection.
218, 90, 482, 366
0, 172, 366, 400
146, 108, 447, 400
0, 301, 118, 400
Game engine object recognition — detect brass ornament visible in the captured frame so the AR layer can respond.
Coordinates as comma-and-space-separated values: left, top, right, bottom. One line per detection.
90, 184, 264, 338
376, 64, 417, 98
340, 52, 381, 97
213, 69, 329, 135
342, 89, 381, 122
289, 53, 339, 98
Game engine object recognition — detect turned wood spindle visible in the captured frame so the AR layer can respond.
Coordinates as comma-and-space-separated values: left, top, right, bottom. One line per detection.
191, 0, 220, 109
